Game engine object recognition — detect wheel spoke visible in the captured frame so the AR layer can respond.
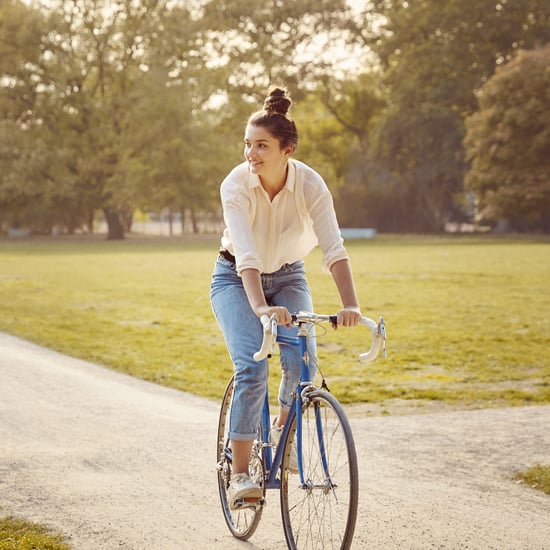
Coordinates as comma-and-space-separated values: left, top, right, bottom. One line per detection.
280, 391, 358, 549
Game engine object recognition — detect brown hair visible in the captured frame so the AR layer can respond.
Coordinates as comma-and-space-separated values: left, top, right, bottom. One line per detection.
247, 87, 298, 150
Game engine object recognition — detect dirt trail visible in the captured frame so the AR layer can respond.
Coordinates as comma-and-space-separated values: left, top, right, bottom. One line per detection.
1, 332, 549, 549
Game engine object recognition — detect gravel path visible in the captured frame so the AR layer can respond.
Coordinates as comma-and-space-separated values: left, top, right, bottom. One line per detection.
1, 332, 549, 549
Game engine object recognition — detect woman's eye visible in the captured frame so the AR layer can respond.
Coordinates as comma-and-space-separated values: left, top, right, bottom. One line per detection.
244, 142, 267, 149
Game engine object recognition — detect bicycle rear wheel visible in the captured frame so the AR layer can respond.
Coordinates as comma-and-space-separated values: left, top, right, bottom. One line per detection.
216, 377, 264, 540
280, 389, 358, 549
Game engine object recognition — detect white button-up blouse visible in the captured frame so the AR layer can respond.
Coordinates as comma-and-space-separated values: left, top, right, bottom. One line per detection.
220, 159, 349, 275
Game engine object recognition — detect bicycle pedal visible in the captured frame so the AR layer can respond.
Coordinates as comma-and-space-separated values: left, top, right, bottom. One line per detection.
232, 497, 265, 509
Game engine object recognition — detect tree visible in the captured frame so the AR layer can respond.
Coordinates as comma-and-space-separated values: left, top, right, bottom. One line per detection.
202, 0, 363, 100
0, 0, 51, 231
299, 75, 387, 228
198, 0, 380, 227
464, 46, 550, 232
2, 0, 381, 237
0, 0, 225, 238
367, 0, 550, 231
40, 0, 185, 239
116, 68, 229, 233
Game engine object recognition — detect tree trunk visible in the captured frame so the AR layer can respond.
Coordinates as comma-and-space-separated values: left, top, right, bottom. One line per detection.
122, 207, 133, 233
87, 210, 94, 234
103, 208, 125, 240
180, 208, 186, 235
168, 209, 173, 236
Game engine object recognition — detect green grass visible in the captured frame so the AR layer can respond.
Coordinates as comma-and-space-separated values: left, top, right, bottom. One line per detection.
515, 464, 550, 495
0, 516, 69, 550
0, 234, 549, 411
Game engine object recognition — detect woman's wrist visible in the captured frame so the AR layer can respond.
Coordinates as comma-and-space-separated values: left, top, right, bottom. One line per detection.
254, 304, 270, 317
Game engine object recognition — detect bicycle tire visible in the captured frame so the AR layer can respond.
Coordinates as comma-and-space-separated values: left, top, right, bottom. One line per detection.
216, 376, 264, 540
280, 389, 359, 549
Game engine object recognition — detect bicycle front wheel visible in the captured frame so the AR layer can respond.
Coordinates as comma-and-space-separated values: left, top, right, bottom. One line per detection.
216, 376, 264, 540
280, 390, 359, 549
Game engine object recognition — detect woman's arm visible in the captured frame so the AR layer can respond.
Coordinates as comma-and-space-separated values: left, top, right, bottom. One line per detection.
330, 259, 362, 328
241, 268, 292, 326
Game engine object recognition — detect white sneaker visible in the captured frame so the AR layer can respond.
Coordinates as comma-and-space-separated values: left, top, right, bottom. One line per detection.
227, 473, 263, 509
271, 423, 298, 474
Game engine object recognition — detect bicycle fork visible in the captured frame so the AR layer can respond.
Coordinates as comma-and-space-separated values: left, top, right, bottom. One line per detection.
293, 322, 336, 494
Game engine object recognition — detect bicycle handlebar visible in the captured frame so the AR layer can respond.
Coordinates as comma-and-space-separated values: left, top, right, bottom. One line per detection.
253, 311, 387, 363
253, 313, 279, 361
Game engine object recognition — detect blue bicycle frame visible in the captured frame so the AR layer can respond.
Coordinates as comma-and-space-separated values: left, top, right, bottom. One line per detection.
260, 319, 318, 489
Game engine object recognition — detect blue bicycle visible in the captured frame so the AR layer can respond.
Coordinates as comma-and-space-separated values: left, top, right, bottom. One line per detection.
216, 311, 386, 549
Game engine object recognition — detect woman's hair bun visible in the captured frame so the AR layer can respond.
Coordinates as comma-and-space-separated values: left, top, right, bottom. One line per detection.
263, 87, 292, 116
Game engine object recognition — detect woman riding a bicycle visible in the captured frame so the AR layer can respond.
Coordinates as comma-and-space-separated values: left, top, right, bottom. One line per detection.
210, 86, 362, 508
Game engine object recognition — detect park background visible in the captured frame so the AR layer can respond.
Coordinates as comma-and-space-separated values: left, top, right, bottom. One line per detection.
2, 0, 548, 405
1, 0, 549, 409
2, 0, 549, 441
0, 0, 549, 544
1, 0, 549, 238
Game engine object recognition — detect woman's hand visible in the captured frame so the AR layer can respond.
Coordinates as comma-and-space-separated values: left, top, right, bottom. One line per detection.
241, 269, 291, 327
335, 306, 362, 329
256, 305, 292, 328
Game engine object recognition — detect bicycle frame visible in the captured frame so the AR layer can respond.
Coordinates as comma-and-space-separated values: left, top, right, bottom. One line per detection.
242, 311, 385, 490
261, 319, 323, 489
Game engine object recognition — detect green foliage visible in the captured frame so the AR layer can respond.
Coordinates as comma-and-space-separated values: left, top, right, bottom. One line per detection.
369, 0, 550, 231
202, 0, 358, 96
2, 0, 550, 236
0, 516, 69, 550
312, 75, 389, 228
0, 0, 227, 237
464, 46, 550, 231
292, 75, 391, 229
374, 0, 549, 110
0, 236, 548, 411
0, 0, 371, 238
116, 70, 227, 217
293, 93, 352, 188
0, 1, 59, 231
515, 464, 550, 495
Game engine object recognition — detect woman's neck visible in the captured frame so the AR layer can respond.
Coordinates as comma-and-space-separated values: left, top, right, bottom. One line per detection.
260, 165, 288, 201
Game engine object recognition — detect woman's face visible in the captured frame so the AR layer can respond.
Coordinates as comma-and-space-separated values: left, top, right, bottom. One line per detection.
244, 124, 292, 180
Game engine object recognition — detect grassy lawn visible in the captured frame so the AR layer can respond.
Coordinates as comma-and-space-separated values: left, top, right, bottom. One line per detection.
0, 516, 69, 550
0, 234, 549, 412
515, 464, 550, 495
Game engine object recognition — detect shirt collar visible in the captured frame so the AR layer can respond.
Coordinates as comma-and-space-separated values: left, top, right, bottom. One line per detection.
247, 159, 296, 192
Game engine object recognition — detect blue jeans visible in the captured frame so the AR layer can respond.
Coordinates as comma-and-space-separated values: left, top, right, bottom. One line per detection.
210, 255, 317, 441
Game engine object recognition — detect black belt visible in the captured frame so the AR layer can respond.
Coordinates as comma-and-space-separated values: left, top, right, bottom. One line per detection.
219, 249, 236, 263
